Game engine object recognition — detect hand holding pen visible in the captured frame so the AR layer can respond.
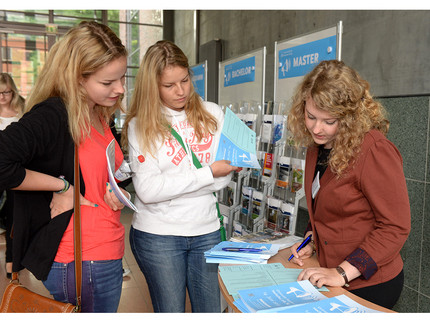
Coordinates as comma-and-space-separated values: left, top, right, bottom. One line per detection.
288, 234, 313, 265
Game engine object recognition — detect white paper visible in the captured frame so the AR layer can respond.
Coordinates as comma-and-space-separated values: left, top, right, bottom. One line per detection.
106, 139, 138, 212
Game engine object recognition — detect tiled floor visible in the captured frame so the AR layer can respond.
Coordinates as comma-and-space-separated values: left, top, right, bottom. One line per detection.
0, 206, 192, 313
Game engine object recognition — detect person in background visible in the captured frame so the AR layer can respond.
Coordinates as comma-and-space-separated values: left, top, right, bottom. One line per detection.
121, 40, 239, 312
0, 72, 25, 279
286, 60, 411, 309
0, 21, 131, 312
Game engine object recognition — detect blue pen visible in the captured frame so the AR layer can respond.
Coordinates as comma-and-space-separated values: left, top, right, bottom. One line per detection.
288, 234, 312, 261
222, 247, 263, 252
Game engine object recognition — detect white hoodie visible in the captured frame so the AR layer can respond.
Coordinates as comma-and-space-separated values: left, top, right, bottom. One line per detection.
127, 101, 231, 236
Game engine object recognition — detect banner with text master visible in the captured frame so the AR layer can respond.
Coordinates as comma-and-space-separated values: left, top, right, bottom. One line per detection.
278, 35, 337, 79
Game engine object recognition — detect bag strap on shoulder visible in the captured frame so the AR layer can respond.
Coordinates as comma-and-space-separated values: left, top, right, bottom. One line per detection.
169, 126, 226, 241
74, 144, 82, 311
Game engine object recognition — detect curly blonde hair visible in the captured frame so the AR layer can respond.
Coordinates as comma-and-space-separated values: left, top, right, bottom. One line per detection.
121, 40, 217, 156
25, 21, 127, 144
287, 60, 389, 177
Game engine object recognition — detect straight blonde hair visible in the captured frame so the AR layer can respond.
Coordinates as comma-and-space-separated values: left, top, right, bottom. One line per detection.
122, 40, 217, 156
25, 21, 127, 144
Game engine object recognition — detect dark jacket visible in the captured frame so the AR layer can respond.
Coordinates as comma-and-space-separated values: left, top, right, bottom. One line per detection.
0, 97, 85, 280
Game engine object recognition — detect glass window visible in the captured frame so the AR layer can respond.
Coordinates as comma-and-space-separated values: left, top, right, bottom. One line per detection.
53, 10, 103, 27
0, 10, 49, 24
1, 9, 164, 130
108, 10, 163, 129
1, 32, 47, 98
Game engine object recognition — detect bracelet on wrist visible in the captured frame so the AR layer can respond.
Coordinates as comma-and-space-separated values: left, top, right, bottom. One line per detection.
336, 266, 350, 287
55, 176, 70, 194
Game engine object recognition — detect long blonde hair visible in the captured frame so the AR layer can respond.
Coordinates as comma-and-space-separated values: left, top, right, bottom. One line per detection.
121, 40, 217, 156
287, 60, 389, 177
0, 73, 25, 117
25, 21, 127, 144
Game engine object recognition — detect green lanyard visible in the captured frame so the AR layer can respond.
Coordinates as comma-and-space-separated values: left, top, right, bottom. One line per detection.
169, 126, 226, 241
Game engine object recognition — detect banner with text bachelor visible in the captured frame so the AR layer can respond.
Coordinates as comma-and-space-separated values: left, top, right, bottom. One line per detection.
224, 56, 256, 87
278, 35, 337, 79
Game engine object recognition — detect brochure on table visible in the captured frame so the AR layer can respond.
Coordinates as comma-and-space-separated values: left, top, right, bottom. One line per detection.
234, 280, 326, 313
273, 294, 383, 313
219, 263, 328, 300
106, 139, 138, 212
204, 241, 279, 264
234, 280, 382, 313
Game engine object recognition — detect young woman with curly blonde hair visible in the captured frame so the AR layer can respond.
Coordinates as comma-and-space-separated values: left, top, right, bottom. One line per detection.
287, 60, 410, 309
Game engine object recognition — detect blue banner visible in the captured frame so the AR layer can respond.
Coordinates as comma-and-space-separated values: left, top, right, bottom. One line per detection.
278, 35, 337, 79
224, 56, 256, 87
191, 63, 205, 100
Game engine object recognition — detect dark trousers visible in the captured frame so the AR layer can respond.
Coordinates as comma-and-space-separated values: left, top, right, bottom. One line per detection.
349, 269, 404, 309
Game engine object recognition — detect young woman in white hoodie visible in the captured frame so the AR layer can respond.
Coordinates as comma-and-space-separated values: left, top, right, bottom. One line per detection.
122, 40, 239, 313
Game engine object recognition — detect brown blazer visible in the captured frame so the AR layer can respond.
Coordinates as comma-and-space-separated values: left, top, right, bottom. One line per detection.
304, 129, 411, 290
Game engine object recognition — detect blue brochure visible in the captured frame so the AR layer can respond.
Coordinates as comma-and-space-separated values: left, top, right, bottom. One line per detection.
273, 294, 383, 313
215, 108, 260, 168
235, 280, 326, 313
204, 241, 279, 264
233, 280, 382, 313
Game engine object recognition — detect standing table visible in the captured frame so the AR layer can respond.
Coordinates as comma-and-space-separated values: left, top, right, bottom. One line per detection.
218, 248, 395, 313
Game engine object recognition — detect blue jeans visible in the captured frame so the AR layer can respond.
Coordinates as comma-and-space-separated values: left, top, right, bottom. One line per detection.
42, 259, 123, 313
130, 227, 221, 313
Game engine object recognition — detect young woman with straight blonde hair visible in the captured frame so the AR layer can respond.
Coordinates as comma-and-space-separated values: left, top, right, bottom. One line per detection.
287, 60, 410, 309
122, 40, 239, 312
0, 21, 131, 312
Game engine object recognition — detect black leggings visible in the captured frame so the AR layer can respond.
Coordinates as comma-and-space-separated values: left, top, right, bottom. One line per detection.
349, 270, 404, 309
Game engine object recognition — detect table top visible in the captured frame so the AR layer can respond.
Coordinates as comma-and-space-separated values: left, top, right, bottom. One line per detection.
218, 248, 395, 313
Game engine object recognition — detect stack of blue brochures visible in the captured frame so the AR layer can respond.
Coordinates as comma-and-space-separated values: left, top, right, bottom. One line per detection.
204, 241, 280, 264
233, 280, 382, 313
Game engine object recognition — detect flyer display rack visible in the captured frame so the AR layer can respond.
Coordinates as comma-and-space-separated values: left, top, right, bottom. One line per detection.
217, 100, 306, 240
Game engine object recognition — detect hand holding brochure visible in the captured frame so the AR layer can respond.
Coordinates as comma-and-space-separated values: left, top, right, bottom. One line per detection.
215, 108, 261, 169
106, 139, 138, 212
